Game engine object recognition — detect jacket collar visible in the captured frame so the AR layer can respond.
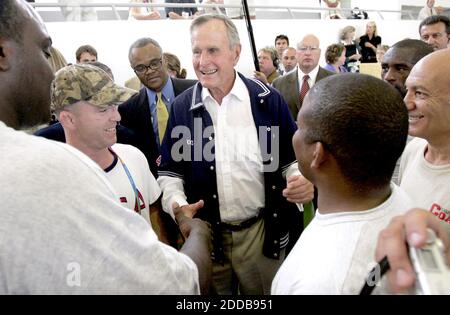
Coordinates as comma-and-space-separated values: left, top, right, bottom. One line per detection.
189, 72, 271, 112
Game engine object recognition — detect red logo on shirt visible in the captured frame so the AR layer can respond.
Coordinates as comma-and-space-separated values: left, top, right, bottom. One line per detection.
119, 191, 146, 214
430, 203, 450, 224
134, 190, 146, 213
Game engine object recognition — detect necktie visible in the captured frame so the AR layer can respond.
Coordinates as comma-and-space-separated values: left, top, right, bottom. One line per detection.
156, 92, 168, 144
299, 74, 310, 105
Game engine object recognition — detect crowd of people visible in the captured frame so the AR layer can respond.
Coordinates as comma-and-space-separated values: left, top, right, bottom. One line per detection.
0, 0, 450, 295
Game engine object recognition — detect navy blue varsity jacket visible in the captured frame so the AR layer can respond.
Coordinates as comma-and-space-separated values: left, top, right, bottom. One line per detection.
159, 73, 303, 262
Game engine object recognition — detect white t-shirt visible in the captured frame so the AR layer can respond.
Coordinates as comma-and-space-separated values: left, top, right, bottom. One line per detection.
399, 137, 450, 225
271, 184, 412, 295
0, 122, 199, 294
106, 143, 161, 225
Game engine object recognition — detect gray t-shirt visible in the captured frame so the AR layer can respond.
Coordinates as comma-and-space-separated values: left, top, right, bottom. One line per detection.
0, 122, 199, 294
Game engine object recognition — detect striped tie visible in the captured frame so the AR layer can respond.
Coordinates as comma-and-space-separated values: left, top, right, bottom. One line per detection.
299, 74, 310, 106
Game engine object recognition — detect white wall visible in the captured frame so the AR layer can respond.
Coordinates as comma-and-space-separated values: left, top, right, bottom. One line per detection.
46, 18, 422, 86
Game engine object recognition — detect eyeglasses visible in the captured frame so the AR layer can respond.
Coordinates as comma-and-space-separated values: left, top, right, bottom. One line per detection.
298, 46, 320, 52
133, 58, 162, 74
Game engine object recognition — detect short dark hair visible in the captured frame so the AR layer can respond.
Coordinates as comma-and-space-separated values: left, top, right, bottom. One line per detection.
419, 15, 450, 35
275, 34, 289, 46
389, 39, 434, 65
304, 74, 408, 191
0, 0, 25, 42
128, 37, 162, 61
75, 45, 98, 62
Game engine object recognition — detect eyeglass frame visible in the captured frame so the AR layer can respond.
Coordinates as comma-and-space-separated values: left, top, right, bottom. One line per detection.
297, 46, 320, 52
133, 58, 163, 74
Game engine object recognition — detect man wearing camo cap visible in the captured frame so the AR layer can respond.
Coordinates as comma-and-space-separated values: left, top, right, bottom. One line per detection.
52, 63, 168, 241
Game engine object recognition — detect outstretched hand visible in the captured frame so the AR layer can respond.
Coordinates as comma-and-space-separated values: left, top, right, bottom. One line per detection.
172, 200, 205, 239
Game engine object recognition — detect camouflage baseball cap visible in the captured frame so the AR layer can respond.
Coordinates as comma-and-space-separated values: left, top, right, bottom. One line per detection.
51, 64, 136, 111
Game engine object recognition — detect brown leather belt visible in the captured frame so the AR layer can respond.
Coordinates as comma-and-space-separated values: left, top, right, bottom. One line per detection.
221, 211, 263, 232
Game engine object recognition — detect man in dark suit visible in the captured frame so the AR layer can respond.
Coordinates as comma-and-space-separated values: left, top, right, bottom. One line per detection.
119, 38, 196, 177
272, 34, 334, 120
119, 38, 197, 250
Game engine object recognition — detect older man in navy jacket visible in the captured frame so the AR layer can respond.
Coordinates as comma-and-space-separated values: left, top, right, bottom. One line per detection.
158, 14, 314, 295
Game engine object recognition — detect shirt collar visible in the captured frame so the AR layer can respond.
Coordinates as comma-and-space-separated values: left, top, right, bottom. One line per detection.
103, 148, 119, 173
201, 71, 247, 104
145, 77, 175, 104
297, 64, 320, 83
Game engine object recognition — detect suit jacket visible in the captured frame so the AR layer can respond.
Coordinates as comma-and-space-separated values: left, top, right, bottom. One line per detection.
119, 77, 197, 177
272, 67, 334, 120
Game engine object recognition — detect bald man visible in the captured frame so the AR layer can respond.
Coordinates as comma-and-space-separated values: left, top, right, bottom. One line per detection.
375, 49, 450, 294
272, 34, 334, 120
399, 49, 450, 225
281, 47, 297, 75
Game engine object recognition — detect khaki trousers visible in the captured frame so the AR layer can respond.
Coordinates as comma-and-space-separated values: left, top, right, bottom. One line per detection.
212, 218, 285, 295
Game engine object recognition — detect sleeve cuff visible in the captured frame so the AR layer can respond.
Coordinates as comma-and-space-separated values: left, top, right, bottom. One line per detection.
166, 196, 189, 221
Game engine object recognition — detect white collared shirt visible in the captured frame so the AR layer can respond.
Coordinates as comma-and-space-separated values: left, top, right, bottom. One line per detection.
202, 74, 265, 223
297, 65, 320, 93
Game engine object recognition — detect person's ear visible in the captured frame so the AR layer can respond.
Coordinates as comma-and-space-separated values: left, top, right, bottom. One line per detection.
0, 38, 14, 72
311, 142, 327, 169
58, 110, 76, 130
233, 44, 242, 65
